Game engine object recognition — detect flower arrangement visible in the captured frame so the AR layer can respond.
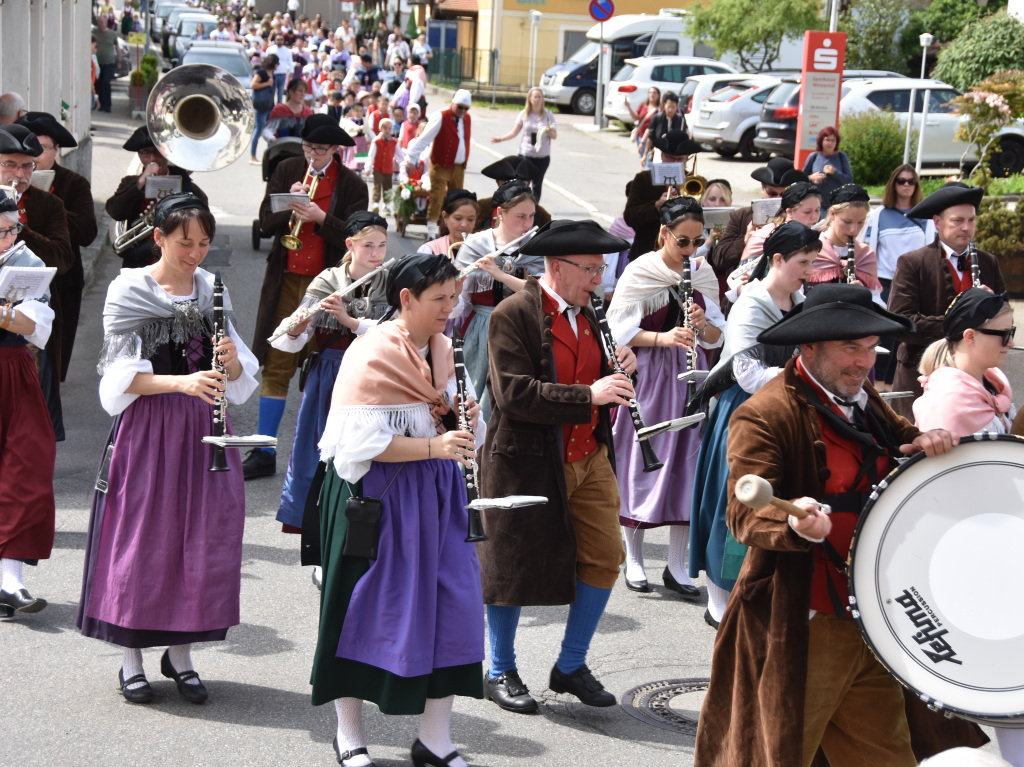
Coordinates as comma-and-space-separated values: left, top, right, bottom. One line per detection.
386, 183, 418, 221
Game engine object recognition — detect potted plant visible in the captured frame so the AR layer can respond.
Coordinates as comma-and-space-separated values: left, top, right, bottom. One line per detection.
129, 54, 159, 112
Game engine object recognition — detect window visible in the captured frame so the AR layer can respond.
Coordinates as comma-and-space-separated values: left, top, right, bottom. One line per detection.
707, 84, 749, 103
751, 86, 775, 104
867, 89, 910, 113
612, 64, 637, 82
650, 38, 679, 56
928, 89, 959, 114
701, 65, 730, 75
652, 65, 696, 84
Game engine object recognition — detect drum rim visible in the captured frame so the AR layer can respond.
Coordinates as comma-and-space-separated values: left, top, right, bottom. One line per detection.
847, 431, 1024, 726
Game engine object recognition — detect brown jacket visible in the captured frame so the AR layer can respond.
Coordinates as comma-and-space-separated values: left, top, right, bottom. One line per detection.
478, 278, 613, 606
694, 359, 985, 765
251, 155, 368, 363
622, 169, 664, 262
887, 235, 1003, 418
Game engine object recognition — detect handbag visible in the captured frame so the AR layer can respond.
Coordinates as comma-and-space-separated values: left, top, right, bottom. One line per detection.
252, 77, 274, 111
342, 464, 406, 560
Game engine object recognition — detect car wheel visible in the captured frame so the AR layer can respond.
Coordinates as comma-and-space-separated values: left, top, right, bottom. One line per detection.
715, 147, 738, 158
990, 136, 1024, 177
739, 128, 768, 162
571, 89, 596, 116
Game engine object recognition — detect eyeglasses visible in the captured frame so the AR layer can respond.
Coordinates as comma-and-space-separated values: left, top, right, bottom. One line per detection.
0, 161, 35, 172
973, 326, 1016, 346
671, 235, 707, 249
895, 177, 918, 186
302, 143, 333, 155
0, 223, 23, 238
554, 258, 608, 277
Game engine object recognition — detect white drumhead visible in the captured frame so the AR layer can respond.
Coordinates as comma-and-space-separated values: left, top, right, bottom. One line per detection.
850, 435, 1024, 724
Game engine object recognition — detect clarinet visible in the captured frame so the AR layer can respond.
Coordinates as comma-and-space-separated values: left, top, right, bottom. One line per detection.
590, 294, 664, 473
208, 273, 229, 472
844, 238, 857, 283
453, 327, 487, 542
969, 240, 981, 287
678, 253, 702, 400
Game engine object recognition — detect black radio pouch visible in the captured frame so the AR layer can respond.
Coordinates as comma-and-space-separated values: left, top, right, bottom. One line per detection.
342, 496, 383, 560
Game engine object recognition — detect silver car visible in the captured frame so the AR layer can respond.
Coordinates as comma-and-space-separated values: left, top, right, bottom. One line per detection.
690, 76, 780, 161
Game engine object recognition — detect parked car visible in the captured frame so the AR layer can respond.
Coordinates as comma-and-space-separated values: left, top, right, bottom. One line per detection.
162, 6, 197, 57
168, 12, 219, 65
677, 71, 760, 132
753, 70, 907, 158
690, 76, 781, 160
152, 0, 188, 42
180, 41, 254, 98
602, 57, 737, 126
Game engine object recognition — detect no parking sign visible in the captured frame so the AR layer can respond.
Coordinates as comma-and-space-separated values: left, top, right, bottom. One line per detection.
589, 0, 614, 23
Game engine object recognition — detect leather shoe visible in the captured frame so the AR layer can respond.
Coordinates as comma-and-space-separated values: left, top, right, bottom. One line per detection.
411, 738, 462, 767
119, 668, 154, 704
333, 737, 375, 766
312, 566, 323, 592
624, 573, 651, 593
663, 568, 701, 600
549, 663, 615, 707
160, 649, 209, 704
704, 608, 720, 630
242, 448, 276, 480
486, 669, 538, 713
0, 588, 47, 613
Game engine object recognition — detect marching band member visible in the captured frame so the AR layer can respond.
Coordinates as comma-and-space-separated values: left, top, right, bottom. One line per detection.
477, 220, 634, 715
311, 253, 484, 767
606, 197, 724, 596
737, 180, 821, 273
78, 194, 259, 705
270, 211, 390, 537
0, 197, 56, 618
246, 115, 367, 480
418, 188, 478, 256
473, 155, 550, 233
810, 184, 881, 298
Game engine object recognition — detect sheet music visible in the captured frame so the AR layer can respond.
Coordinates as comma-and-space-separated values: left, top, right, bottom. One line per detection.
270, 193, 310, 213
651, 162, 685, 187
751, 198, 779, 227
144, 175, 183, 199
0, 266, 57, 302
30, 169, 55, 191
702, 207, 737, 230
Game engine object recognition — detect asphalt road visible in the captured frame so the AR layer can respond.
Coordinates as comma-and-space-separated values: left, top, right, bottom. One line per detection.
0, 78, 1010, 767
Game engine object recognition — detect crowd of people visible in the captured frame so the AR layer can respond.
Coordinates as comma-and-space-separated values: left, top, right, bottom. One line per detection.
1, 10, 1023, 762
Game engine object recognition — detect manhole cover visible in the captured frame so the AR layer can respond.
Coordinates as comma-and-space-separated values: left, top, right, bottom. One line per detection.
620, 678, 710, 735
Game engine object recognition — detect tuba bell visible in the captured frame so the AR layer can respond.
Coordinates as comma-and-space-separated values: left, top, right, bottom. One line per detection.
681, 154, 707, 199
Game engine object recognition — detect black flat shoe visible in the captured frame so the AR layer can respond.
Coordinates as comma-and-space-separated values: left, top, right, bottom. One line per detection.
624, 573, 651, 593
312, 566, 323, 592
485, 669, 538, 713
119, 668, 154, 704
663, 568, 701, 600
242, 448, 276, 480
0, 588, 47, 613
549, 663, 615, 707
411, 738, 462, 767
704, 608, 720, 630
160, 649, 209, 704
333, 736, 375, 766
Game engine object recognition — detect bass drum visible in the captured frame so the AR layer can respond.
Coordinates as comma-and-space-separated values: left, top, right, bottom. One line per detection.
848, 433, 1024, 728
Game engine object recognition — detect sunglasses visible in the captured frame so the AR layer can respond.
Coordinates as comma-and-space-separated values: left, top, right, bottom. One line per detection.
895, 177, 918, 186
671, 235, 707, 249
554, 258, 608, 277
973, 326, 1016, 346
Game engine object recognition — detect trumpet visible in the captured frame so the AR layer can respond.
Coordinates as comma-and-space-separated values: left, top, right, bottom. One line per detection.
456, 226, 538, 279
969, 240, 980, 287
280, 162, 323, 251
113, 201, 158, 256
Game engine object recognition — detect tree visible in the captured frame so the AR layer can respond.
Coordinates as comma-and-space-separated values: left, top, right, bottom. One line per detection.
914, 0, 1006, 44
840, 0, 910, 74
931, 11, 1024, 92
685, 0, 825, 72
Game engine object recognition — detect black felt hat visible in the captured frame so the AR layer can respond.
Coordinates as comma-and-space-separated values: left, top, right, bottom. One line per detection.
907, 183, 984, 219
758, 283, 913, 345
491, 179, 533, 209
779, 181, 821, 212
301, 114, 355, 147
0, 124, 43, 157
943, 287, 1010, 341
123, 125, 156, 152
828, 183, 870, 206
779, 168, 809, 186
750, 157, 794, 186
384, 253, 450, 307
16, 112, 77, 148
344, 210, 388, 238
651, 130, 703, 156
152, 193, 210, 229
442, 188, 477, 209
481, 157, 517, 181
0, 196, 18, 215
659, 195, 703, 226
763, 220, 822, 259
519, 219, 629, 257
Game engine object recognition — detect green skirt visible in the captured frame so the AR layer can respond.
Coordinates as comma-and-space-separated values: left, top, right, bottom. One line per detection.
309, 467, 483, 714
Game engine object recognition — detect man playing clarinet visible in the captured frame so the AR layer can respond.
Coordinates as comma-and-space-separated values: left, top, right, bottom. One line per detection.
478, 219, 635, 713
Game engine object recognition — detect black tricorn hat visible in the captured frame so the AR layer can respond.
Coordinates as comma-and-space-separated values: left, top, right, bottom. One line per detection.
0, 124, 43, 157
659, 195, 703, 226
123, 125, 156, 152
301, 114, 355, 147
481, 156, 517, 181
758, 283, 914, 345
16, 112, 77, 148
907, 183, 984, 219
652, 130, 703, 156
779, 168, 809, 186
751, 157, 794, 186
519, 218, 629, 257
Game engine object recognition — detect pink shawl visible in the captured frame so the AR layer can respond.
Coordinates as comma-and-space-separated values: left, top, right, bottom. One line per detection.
914, 366, 1014, 435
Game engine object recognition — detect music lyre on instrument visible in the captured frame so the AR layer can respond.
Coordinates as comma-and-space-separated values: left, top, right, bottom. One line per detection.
590, 293, 663, 473
209, 273, 230, 472
844, 238, 857, 283
279, 162, 323, 251
675, 252, 709, 403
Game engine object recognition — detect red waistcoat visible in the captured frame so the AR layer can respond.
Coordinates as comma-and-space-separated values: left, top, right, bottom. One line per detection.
430, 108, 471, 168
286, 158, 338, 276
371, 135, 398, 174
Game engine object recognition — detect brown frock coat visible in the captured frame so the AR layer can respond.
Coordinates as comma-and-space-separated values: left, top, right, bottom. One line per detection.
251, 154, 368, 364
478, 278, 614, 606
622, 169, 668, 262
887, 235, 1003, 419
693, 359, 986, 766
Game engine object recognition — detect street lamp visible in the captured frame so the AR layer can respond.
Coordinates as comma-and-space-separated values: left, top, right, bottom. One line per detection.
919, 32, 934, 80
528, 10, 542, 88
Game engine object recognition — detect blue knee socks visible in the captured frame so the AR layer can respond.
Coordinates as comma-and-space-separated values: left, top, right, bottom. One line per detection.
256, 396, 286, 454
556, 580, 612, 674
486, 604, 521, 678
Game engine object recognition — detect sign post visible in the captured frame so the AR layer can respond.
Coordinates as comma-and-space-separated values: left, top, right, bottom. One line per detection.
588, 0, 614, 127
794, 30, 846, 171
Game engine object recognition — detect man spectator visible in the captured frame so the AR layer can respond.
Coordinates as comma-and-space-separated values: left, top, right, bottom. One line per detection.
342, 52, 381, 91
92, 17, 119, 113
209, 20, 232, 41
405, 89, 472, 240
267, 34, 294, 103
372, 21, 389, 67
0, 92, 27, 124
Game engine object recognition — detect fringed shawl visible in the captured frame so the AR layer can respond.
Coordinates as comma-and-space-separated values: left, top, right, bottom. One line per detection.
811, 235, 881, 290
607, 249, 720, 324
915, 366, 1014, 435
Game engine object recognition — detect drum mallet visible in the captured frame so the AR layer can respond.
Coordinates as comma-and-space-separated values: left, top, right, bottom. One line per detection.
734, 474, 810, 519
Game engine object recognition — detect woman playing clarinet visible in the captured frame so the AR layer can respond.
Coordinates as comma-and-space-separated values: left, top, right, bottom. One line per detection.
0, 198, 56, 618
810, 184, 882, 301
78, 194, 259, 705
311, 253, 484, 767
606, 196, 724, 596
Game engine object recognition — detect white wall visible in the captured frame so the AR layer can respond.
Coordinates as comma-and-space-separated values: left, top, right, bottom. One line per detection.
1009, 0, 1024, 22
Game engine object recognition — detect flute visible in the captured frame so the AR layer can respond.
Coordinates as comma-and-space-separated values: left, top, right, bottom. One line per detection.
456, 226, 538, 279
267, 257, 396, 343
969, 240, 980, 287
590, 293, 663, 473
844, 238, 856, 283
0, 240, 29, 267
209, 273, 230, 472
453, 326, 487, 542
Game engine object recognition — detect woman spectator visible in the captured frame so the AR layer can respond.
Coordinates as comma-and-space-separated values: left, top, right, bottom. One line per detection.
249, 53, 278, 164
78, 194, 259, 704
864, 164, 934, 388
490, 87, 558, 202
265, 78, 314, 141
607, 196, 725, 596
311, 253, 484, 767
420, 189, 479, 257
802, 126, 853, 211
628, 86, 661, 157
809, 184, 881, 298
0, 199, 56, 619
191, 22, 208, 41
695, 178, 733, 263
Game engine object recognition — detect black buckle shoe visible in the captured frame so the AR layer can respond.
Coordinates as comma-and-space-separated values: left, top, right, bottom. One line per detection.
663, 567, 701, 600
486, 669, 539, 713
333, 737, 375, 766
0, 588, 47, 614
160, 649, 209, 704
704, 608, 720, 630
411, 738, 462, 767
242, 448, 276, 480
119, 668, 154, 704
549, 663, 615, 707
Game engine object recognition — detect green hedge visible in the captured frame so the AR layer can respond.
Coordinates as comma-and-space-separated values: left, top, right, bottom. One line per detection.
841, 109, 914, 186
